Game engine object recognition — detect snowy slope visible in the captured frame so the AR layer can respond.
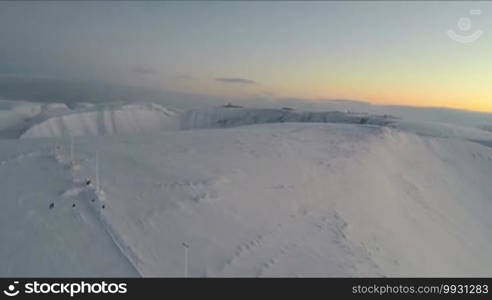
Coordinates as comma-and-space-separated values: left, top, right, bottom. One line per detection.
390, 119, 492, 142
0, 100, 43, 139
8, 99, 491, 145
14, 104, 394, 139
20, 103, 179, 138
181, 107, 394, 130
0, 139, 138, 276
5, 102, 396, 139
2, 120, 492, 277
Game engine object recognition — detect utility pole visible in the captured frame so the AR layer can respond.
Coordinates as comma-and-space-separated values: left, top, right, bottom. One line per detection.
182, 242, 189, 278
70, 135, 74, 164
95, 149, 100, 193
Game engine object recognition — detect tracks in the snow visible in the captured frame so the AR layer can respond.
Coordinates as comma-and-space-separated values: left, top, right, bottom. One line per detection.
218, 209, 360, 277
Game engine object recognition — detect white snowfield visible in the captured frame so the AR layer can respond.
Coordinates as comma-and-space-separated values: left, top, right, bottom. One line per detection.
1, 99, 492, 277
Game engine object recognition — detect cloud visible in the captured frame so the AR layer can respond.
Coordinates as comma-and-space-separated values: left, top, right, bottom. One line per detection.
215, 77, 256, 85
132, 66, 159, 75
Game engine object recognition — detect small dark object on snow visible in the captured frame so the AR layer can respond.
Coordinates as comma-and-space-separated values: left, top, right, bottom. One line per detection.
49, 203, 54, 209
359, 118, 368, 125
222, 102, 243, 108
91, 198, 95, 202
86, 179, 91, 186
72, 203, 76, 208
102, 204, 105, 209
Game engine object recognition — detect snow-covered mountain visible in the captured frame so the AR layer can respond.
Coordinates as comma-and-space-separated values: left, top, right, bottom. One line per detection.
181, 107, 395, 130
20, 103, 179, 138
1, 99, 492, 277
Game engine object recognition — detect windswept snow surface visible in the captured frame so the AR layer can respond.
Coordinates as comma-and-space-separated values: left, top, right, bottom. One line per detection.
2, 115, 492, 276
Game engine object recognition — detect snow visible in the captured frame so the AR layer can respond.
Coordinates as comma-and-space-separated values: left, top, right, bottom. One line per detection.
1, 99, 492, 277
181, 107, 394, 130
0, 100, 43, 139
390, 119, 492, 141
0, 140, 138, 276
20, 103, 179, 138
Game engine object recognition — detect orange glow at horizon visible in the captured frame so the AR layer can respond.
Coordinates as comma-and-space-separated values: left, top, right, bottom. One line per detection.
277, 87, 492, 114
257, 51, 492, 113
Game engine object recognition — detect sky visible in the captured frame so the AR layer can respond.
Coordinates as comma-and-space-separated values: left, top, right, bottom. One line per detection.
0, 1, 491, 112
